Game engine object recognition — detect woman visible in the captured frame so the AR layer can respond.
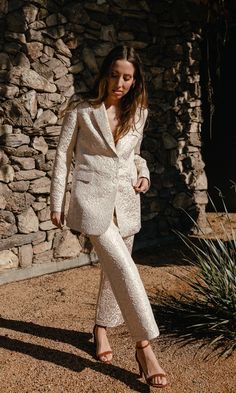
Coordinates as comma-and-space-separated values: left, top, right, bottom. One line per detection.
50, 45, 167, 389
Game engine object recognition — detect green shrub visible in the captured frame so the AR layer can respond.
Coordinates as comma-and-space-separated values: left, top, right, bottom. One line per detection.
161, 198, 236, 358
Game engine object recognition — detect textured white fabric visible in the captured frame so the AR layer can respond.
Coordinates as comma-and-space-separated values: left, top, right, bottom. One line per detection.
89, 218, 160, 342
50, 101, 150, 237
95, 213, 134, 327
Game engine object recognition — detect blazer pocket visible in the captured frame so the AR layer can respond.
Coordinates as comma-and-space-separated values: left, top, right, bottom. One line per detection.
76, 170, 93, 183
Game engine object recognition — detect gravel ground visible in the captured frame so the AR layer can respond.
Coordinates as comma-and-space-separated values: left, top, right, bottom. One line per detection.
0, 230, 236, 393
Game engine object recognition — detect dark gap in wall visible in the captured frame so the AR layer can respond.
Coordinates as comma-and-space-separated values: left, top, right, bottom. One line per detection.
201, 16, 236, 212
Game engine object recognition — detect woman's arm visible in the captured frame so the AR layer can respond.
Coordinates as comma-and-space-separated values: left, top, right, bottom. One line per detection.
50, 108, 79, 218
133, 108, 151, 193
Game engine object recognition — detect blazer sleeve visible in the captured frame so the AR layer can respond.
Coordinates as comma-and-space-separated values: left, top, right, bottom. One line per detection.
134, 108, 151, 188
50, 108, 79, 212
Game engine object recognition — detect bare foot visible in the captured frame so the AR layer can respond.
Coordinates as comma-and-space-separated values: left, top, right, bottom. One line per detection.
136, 341, 167, 387
94, 325, 113, 363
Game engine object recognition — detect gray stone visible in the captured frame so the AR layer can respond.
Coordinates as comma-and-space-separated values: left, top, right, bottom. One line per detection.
6, 145, 37, 157
0, 210, 17, 238
46, 150, 56, 161
100, 25, 116, 42
55, 53, 71, 67
14, 52, 31, 68
33, 249, 53, 264
32, 201, 47, 211
23, 4, 38, 24
26, 42, 44, 61
69, 62, 84, 74
10, 67, 56, 92
17, 207, 39, 234
46, 13, 67, 27
39, 220, 56, 230
162, 132, 178, 149
11, 157, 35, 170
82, 48, 98, 74
0, 124, 12, 136
37, 93, 62, 109
5, 192, 35, 214
32, 231, 46, 245
29, 177, 51, 194
27, 29, 43, 42
32, 62, 53, 80
15, 169, 45, 181
0, 195, 6, 209
54, 230, 82, 258
19, 244, 33, 267
55, 74, 73, 92
8, 181, 30, 192
0, 85, 19, 98
118, 31, 134, 40
55, 39, 72, 58
44, 45, 55, 58
0, 164, 14, 183
2, 100, 33, 127
5, 32, 26, 44
192, 171, 208, 191
47, 229, 59, 242
43, 25, 65, 39
33, 240, 52, 254
0, 232, 45, 251
173, 192, 193, 209
45, 126, 61, 136
32, 136, 48, 154
34, 110, 57, 128
194, 191, 208, 205
0, 250, 18, 271
29, 21, 46, 30
54, 64, 68, 80
4, 133, 30, 147
20, 90, 38, 118
38, 206, 50, 222
0, 53, 12, 70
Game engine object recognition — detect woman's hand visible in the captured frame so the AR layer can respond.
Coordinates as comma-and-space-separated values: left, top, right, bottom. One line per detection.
50, 211, 64, 229
133, 177, 150, 194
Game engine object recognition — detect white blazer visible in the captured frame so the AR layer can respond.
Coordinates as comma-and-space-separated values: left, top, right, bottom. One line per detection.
50, 101, 150, 237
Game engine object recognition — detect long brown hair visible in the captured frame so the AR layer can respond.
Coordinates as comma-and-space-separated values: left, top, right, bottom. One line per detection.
67, 45, 148, 143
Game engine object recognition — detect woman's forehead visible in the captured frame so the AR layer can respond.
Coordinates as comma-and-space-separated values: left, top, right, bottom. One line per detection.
111, 59, 135, 75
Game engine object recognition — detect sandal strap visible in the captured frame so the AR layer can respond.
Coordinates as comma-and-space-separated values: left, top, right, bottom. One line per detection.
95, 324, 107, 330
136, 342, 150, 350
97, 350, 113, 357
146, 372, 167, 382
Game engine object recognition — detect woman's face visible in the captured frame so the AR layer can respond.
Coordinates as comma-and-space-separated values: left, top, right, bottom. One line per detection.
106, 59, 135, 102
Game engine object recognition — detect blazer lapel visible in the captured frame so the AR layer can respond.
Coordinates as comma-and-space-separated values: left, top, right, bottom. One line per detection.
93, 103, 117, 155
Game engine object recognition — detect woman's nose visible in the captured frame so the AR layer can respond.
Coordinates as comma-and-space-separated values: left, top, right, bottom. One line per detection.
115, 77, 123, 87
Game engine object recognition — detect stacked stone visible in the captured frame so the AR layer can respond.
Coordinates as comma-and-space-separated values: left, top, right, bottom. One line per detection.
0, 0, 208, 274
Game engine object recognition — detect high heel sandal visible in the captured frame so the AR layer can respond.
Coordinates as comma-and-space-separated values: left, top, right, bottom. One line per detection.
135, 342, 168, 389
93, 324, 113, 363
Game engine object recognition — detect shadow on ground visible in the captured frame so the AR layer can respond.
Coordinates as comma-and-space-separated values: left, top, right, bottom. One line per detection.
0, 317, 150, 392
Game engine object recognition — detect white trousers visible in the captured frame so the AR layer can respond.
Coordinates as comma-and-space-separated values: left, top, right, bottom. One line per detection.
89, 216, 160, 342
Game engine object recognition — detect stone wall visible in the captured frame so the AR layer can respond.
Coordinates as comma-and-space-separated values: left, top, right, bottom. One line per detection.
0, 0, 209, 281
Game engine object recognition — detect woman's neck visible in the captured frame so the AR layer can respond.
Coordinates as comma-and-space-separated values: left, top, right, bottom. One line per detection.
104, 96, 120, 109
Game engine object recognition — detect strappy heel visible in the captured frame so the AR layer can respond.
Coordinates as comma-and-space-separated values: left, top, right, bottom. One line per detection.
93, 324, 113, 363
135, 342, 168, 388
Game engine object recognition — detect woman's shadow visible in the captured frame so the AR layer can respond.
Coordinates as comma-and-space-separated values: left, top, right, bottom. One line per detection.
0, 317, 150, 392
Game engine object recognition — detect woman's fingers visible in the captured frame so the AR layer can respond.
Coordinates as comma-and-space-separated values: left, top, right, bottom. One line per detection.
50, 211, 64, 228
133, 177, 149, 193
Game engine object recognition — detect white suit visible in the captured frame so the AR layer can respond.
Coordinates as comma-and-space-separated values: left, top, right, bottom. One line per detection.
50, 101, 150, 237
50, 101, 159, 342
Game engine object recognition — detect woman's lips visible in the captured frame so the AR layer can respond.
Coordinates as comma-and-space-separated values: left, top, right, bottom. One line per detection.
113, 90, 123, 94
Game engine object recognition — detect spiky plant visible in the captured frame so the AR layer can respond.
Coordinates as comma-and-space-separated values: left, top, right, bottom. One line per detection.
161, 197, 236, 358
